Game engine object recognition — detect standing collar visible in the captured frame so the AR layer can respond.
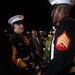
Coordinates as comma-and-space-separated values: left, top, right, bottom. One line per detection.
56, 16, 70, 26
58, 16, 70, 23
14, 32, 23, 37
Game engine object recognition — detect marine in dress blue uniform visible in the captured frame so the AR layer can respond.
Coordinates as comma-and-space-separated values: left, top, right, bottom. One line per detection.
44, 0, 75, 75
8, 15, 36, 75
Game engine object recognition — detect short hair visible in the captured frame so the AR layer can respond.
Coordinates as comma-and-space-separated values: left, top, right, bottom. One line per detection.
59, 4, 71, 14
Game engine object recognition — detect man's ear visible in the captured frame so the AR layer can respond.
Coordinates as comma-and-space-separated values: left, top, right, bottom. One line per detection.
56, 6, 61, 13
12, 25, 15, 29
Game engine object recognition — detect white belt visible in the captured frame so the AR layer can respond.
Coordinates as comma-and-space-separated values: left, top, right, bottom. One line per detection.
22, 56, 30, 61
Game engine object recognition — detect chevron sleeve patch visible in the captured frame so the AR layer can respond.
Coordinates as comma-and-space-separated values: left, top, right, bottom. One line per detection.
56, 31, 71, 51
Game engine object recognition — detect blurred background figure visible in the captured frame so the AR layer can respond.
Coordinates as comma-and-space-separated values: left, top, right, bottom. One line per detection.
26, 31, 31, 38
29, 30, 44, 71
4, 29, 12, 39
39, 31, 46, 61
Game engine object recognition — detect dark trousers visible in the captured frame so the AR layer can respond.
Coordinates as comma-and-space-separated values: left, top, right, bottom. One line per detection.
31, 52, 43, 69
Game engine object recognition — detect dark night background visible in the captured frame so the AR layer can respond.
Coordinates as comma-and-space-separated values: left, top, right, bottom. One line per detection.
0, 0, 75, 34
